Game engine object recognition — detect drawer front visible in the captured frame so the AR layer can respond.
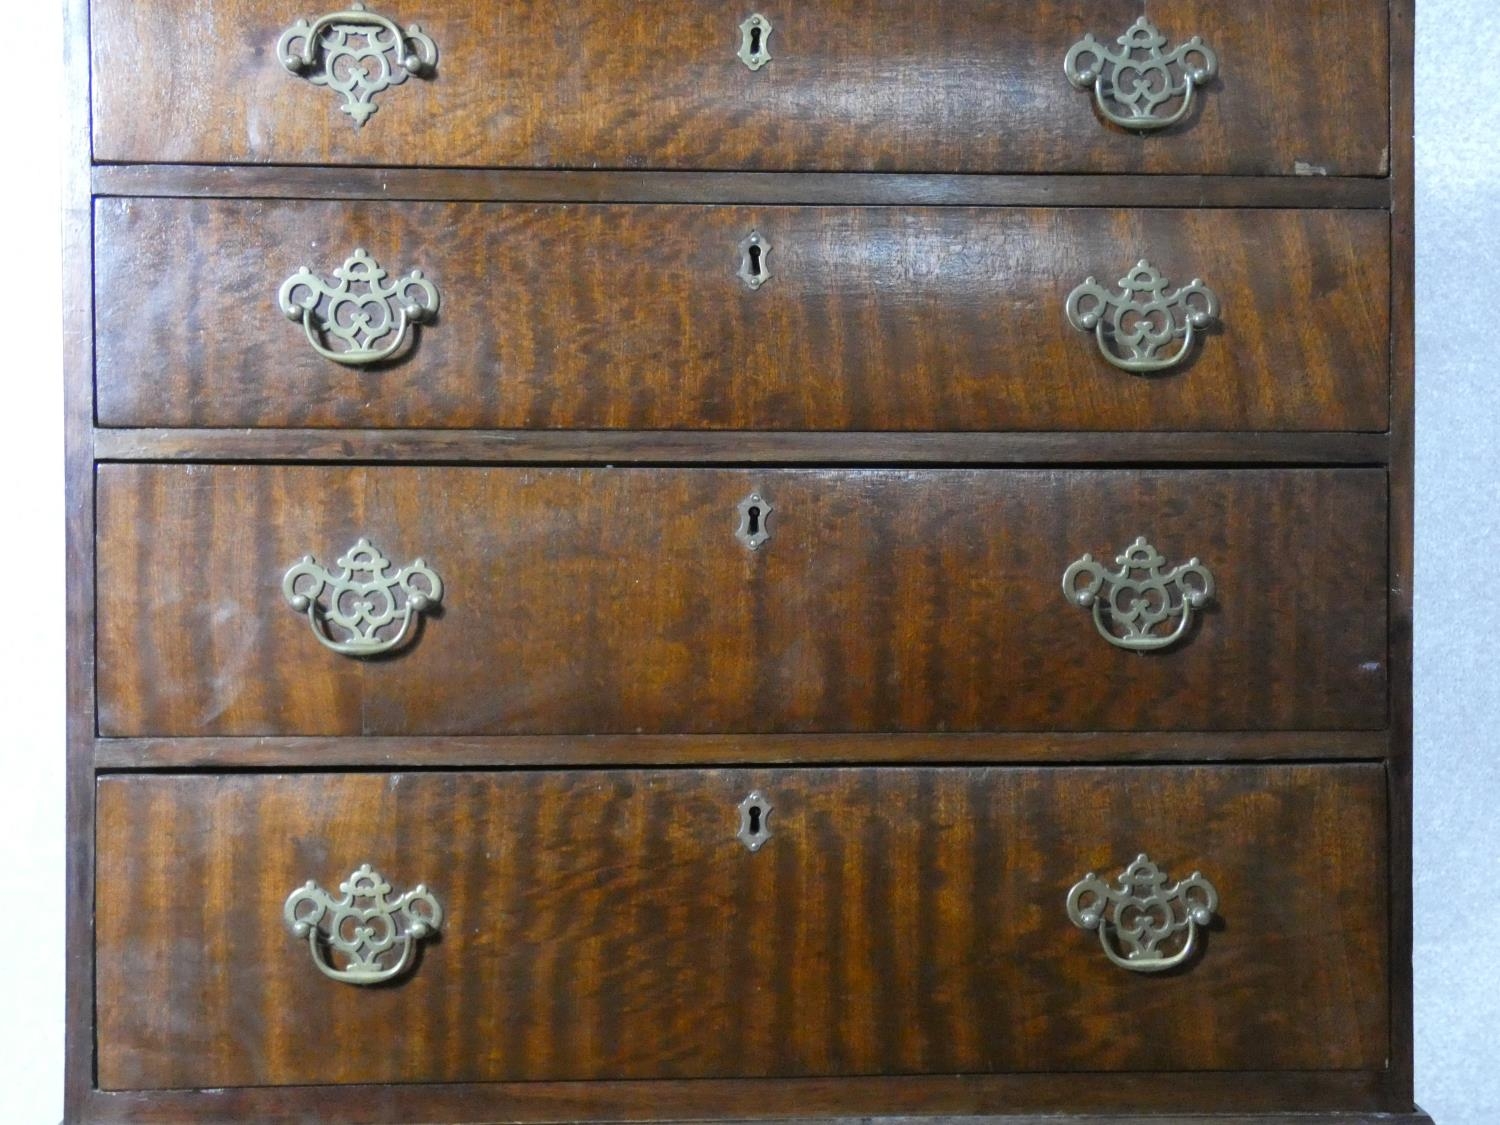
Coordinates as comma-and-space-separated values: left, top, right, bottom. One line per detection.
95, 200, 1390, 433
91, 1, 1389, 174
96, 465, 1388, 737
95, 764, 1389, 1089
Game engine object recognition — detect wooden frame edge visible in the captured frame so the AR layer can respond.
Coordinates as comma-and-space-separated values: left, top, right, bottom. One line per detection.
62, 0, 97, 1116
91, 429, 1394, 467
78, 1070, 1397, 1124
90, 165, 1395, 210
94, 731, 1392, 771
1385, 0, 1418, 1106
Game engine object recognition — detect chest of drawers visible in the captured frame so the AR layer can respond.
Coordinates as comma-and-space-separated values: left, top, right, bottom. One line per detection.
64, 2, 1424, 1122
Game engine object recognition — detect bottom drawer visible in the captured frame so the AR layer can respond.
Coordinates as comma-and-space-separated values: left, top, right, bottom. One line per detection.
95, 764, 1388, 1090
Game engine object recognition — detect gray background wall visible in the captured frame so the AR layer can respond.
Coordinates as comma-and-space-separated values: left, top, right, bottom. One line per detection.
1413, 1, 1500, 1121
0, 2, 1495, 1120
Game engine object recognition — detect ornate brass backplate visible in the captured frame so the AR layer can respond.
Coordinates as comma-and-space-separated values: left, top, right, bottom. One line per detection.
1067, 853, 1218, 973
279, 2, 438, 127
1062, 537, 1214, 652
1065, 260, 1219, 374
279, 249, 441, 367
283, 538, 442, 657
1064, 18, 1217, 132
284, 864, 443, 985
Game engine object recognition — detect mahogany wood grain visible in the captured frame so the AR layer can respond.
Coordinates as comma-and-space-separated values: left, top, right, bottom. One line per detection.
94, 200, 1391, 433
94, 765, 1389, 1089
93, 730, 1391, 771
66, 0, 1420, 1113
91, 0, 1389, 175
94, 466, 1389, 738
92, 428, 1393, 466
90, 165, 1396, 210
81, 1076, 1414, 1125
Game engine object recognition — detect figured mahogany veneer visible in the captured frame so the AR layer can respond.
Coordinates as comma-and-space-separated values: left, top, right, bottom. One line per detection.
95, 764, 1388, 1090
67, 0, 1420, 1117
90, 0, 1389, 175
95, 465, 1387, 738
94, 200, 1390, 433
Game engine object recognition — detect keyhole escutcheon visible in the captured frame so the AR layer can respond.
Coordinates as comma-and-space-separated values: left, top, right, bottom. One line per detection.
736, 490, 774, 550
737, 791, 773, 852
739, 231, 772, 290
738, 14, 773, 71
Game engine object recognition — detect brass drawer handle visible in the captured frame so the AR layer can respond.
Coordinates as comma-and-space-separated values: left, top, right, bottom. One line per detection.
1067, 854, 1218, 973
279, 1, 437, 127
1064, 18, 1216, 132
1065, 260, 1218, 374
1063, 537, 1214, 652
280, 249, 440, 367
283, 538, 442, 657
285, 864, 443, 985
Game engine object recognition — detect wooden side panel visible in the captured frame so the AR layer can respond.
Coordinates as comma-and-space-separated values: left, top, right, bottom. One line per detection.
1385, 0, 1419, 1104
95, 465, 1388, 737
91, 0, 1389, 175
95, 764, 1390, 1089
94, 200, 1391, 433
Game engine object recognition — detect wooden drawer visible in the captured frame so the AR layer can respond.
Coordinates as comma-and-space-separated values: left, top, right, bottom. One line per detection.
95, 465, 1388, 737
94, 200, 1390, 433
91, 1, 1389, 175
95, 764, 1389, 1089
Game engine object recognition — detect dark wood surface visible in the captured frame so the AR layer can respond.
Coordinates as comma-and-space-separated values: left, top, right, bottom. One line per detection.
1385, 0, 1418, 1103
92, 428, 1392, 465
67, 0, 1419, 1116
94, 730, 1390, 771
95, 465, 1388, 738
80, 1075, 1411, 1125
95, 764, 1389, 1089
91, 165, 1396, 210
95, 200, 1390, 433
91, 0, 1389, 175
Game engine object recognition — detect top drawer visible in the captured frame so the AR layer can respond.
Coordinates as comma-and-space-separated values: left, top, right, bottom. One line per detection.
91, 1, 1390, 174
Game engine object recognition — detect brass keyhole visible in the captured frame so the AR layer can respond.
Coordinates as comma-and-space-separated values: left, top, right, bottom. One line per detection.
737, 791, 773, 851
739, 231, 771, 290
737, 14, 772, 71
736, 490, 773, 550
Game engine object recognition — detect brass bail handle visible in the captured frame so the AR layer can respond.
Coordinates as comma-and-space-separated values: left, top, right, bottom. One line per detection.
283, 538, 443, 657
284, 5, 433, 75
1062, 537, 1214, 653
278, 249, 441, 367
278, 3, 439, 127
1067, 854, 1218, 973
1065, 260, 1219, 375
285, 864, 443, 985
1064, 17, 1217, 132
